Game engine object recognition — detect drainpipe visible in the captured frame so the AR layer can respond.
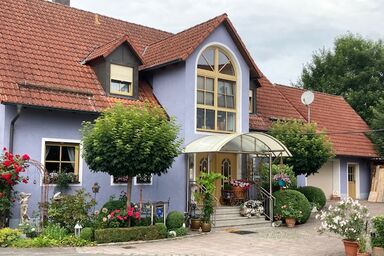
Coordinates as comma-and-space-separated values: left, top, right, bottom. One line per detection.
9, 105, 22, 153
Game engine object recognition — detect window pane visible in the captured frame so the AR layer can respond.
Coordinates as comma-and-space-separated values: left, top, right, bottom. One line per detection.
46, 162, 60, 173
204, 48, 215, 67
226, 96, 234, 109
220, 62, 235, 75
225, 82, 234, 95
217, 111, 226, 131
197, 91, 204, 104
197, 76, 204, 90
227, 112, 235, 131
206, 78, 214, 91
111, 80, 131, 94
61, 146, 76, 161
197, 108, 204, 129
218, 80, 225, 94
136, 174, 152, 184
197, 49, 214, 71
205, 92, 214, 106
46, 146, 60, 161
61, 163, 75, 173
218, 95, 225, 108
206, 109, 215, 130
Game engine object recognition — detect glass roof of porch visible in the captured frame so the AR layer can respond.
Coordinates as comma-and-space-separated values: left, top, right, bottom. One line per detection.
183, 132, 292, 157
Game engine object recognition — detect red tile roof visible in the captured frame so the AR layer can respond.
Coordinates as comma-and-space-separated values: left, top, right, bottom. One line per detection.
251, 81, 377, 157
0, 0, 261, 112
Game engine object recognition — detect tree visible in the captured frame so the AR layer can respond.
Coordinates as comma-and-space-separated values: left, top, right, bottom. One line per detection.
370, 98, 384, 155
298, 34, 384, 124
81, 104, 182, 218
269, 120, 334, 176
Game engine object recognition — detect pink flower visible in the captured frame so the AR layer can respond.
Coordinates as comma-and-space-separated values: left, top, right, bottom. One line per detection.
128, 210, 133, 217
22, 154, 30, 161
134, 212, 140, 219
117, 215, 123, 221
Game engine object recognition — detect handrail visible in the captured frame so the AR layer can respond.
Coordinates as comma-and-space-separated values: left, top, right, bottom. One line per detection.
189, 181, 220, 226
258, 186, 275, 223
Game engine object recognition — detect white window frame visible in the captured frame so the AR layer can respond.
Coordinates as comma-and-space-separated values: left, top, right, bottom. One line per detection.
110, 64, 133, 96
194, 42, 243, 135
110, 174, 153, 186
40, 138, 83, 187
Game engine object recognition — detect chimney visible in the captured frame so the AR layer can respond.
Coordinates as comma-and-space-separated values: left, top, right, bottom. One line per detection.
52, 0, 70, 6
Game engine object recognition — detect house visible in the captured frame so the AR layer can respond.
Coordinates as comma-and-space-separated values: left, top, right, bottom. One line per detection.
1, 0, 294, 227
250, 80, 377, 200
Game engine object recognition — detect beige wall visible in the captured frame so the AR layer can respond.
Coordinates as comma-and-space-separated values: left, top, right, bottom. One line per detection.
307, 159, 340, 199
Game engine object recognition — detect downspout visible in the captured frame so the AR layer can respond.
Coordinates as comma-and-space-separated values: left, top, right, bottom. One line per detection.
9, 105, 22, 153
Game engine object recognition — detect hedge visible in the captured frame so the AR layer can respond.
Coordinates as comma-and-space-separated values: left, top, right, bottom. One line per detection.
273, 189, 311, 224
296, 186, 327, 210
80, 227, 94, 241
95, 224, 167, 243
372, 215, 384, 248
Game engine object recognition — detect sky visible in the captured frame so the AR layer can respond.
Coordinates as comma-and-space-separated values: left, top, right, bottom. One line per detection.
71, 0, 384, 85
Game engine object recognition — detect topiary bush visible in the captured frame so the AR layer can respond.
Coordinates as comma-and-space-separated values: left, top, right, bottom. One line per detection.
80, 227, 94, 241
175, 227, 188, 236
372, 215, 384, 248
296, 186, 326, 210
273, 189, 311, 224
166, 211, 185, 230
94, 224, 167, 243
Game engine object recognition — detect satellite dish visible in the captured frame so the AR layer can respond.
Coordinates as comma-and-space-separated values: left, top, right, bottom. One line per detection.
301, 90, 314, 105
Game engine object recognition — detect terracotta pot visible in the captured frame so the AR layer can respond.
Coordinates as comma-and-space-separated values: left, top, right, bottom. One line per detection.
372, 246, 384, 256
343, 240, 359, 256
232, 186, 245, 199
357, 252, 370, 256
285, 217, 296, 228
201, 222, 211, 232
190, 218, 201, 231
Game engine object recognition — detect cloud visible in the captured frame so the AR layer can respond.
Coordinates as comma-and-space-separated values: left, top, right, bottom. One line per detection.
71, 0, 384, 84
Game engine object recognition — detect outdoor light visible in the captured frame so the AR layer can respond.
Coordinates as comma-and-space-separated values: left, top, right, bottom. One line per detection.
74, 223, 82, 237
92, 182, 100, 193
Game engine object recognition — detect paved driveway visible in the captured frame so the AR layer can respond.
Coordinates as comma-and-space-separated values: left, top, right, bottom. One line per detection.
2, 201, 383, 256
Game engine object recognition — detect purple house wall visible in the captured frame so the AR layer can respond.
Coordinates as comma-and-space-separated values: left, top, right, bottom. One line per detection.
4, 23, 251, 227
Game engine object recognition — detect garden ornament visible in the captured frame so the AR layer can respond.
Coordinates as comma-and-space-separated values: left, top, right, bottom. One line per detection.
240, 200, 264, 218
19, 192, 32, 224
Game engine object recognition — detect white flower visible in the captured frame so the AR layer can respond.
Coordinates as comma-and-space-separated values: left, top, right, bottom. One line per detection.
168, 231, 176, 237
102, 208, 108, 213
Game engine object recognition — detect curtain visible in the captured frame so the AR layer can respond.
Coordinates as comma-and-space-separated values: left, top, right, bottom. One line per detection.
45, 146, 51, 159
67, 147, 75, 169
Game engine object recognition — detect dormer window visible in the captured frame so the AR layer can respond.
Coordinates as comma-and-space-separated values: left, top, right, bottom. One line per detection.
110, 64, 133, 96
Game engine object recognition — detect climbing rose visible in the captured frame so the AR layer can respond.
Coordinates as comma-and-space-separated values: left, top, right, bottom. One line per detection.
22, 154, 30, 161
1, 173, 12, 180
134, 211, 140, 219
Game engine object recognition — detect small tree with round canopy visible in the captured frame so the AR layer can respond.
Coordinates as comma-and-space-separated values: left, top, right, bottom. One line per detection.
81, 103, 182, 223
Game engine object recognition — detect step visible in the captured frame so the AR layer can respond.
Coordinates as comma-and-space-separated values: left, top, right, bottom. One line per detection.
214, 217, 270, 228
215, 207, 241, 214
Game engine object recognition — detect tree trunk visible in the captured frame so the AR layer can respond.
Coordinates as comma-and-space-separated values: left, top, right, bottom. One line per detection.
126, 176, 132, 227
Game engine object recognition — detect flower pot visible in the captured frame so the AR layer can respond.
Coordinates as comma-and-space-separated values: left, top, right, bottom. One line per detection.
201, 222, 211, 232
190, 218, 201, 231
357, 252, 370, 256
372, 246, 384, 256
343, 240, 359, 256
285, 217, 296, 228
232, 186, 245, 199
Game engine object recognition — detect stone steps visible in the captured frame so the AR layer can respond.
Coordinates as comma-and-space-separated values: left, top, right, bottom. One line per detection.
213, 206, 270, 229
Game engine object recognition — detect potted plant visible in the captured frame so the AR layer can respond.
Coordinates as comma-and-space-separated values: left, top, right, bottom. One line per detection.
189, 202, 201, 231
230, 179, 250, 199
273, 173, 291, 190
316, 197, 369, 256
280, 202, 303, 228
357, 235, 369, 256
196, 172, 222, 232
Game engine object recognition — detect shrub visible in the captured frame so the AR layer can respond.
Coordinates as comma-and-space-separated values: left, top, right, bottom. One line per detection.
10, 235, 91, 248
42, 223, 68, 240
296, 186, 327, 210
0, 228, 20, 247
60, 236, 91, 247
47, 189, 96, 232
102, 199, 126, 212
273, 189, 311, 224
80, 227, 94, 241
95, 224, 167, 243
175, 227, 188, 237
372, 215, 384, 248
166, 211, 185, 230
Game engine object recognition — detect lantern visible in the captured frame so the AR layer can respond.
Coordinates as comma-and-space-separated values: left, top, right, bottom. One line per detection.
74, 223, 82, 237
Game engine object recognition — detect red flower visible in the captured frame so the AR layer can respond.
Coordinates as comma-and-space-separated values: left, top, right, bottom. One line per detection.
22, 154, 30, 161
3, 147, 6, 151
115, 209, 121, 213
22, 178, 28, 184
15, 166, 23, 173
134, 212, 140, 219
3, 160, 12, 167
127, 210, 133, 217
1, 173, 12, 180
117, 216, 123, 221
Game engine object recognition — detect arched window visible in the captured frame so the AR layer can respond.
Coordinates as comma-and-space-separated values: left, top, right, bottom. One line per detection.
196, 46, 236, 132
221, 158, 232, 188
199, 158, 208, 173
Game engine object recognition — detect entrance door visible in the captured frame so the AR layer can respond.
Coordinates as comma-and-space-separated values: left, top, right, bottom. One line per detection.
195, 153, 237, 204
348, 165, 356, 199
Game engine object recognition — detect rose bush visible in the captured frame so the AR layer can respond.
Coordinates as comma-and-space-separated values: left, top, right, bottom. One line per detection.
0, 148, 30, 227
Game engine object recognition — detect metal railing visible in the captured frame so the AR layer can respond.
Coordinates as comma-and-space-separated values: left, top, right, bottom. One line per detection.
188, 181, 220, 227
258, 186, 276, 223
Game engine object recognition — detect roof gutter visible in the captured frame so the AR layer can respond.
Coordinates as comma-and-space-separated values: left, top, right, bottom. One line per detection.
9, 104, 22, 153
